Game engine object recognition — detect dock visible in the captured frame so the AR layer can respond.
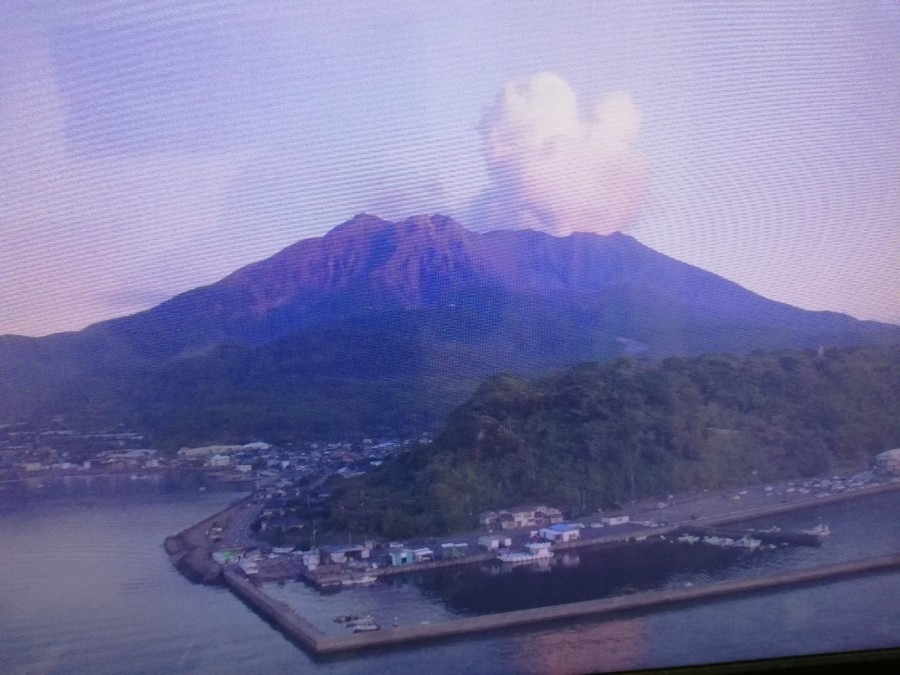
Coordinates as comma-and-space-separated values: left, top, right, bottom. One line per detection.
223, 553, 900, 657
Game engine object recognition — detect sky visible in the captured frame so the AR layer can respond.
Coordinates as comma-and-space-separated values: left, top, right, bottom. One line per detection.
2, 1, 898, 336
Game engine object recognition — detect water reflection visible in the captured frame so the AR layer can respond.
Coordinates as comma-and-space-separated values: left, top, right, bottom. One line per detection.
407, 541, 749, 615
513, 618, 646, 674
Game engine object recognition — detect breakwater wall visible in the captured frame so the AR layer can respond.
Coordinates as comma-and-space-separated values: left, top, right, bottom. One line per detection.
164, 496, 252, 584
224, 569, 331, 653
224, 552, 900, 657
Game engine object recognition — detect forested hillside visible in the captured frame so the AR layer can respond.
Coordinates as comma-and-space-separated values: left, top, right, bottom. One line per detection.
326, 345, 900, 537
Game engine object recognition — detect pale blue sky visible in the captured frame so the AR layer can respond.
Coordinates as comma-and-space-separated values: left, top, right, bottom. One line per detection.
1, 1, 898, 336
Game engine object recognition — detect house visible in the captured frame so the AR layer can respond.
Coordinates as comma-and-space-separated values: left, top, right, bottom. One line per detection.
534, 507, 564, 525
412, 547, 434, 563
874, 448, 900, 475
479, 504, 565, 531
322, 544, 371, 565
440, 542, 469, 559
538, 523, 581, 543
388, 547, 416, 566
301, 549, 320, 570
600, 512, 630, 526
478, 535, 512, 551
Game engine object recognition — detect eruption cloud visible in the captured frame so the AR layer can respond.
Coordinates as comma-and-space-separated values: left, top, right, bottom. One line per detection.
480, 73, 649, 235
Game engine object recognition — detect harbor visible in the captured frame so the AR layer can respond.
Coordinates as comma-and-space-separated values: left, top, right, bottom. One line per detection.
162, 474, 900, 658
224, 553, 900, 656
7, 469, 900, 674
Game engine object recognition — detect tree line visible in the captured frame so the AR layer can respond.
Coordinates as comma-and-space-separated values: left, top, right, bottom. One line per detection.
323, 344, 900, 537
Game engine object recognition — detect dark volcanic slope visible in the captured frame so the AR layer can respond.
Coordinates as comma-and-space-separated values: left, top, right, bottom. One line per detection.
52, 213, 900, 358
1, 214, 898, 441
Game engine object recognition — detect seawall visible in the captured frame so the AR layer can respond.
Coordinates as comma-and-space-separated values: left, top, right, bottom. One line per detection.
164, 495, 252, 584
224, 552, 900, 656
224, 568, 330, 653
701, 480, 900, 526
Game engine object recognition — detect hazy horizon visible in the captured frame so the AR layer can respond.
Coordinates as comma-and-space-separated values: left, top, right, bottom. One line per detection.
2, 2, 898, 336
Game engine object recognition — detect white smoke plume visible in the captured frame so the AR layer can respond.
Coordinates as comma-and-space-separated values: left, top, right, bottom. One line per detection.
480, 72, 649, 235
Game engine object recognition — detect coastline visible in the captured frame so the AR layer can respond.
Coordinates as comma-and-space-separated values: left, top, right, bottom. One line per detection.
165, 475, 900, 656
167, 476, 900, 585
639, 477, 900, 534
703, 480, 900, 526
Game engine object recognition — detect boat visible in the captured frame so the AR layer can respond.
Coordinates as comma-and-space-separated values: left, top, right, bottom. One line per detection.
803, 523, 830, 536
238, 558, 259, 576
341, 575, 377, 586
677, 533, 700, 544
497, 541, 553, 563
347, 614, 379, 632
733, 536, 762, 550
802, 524, 831, 542
702, 535, 734, 547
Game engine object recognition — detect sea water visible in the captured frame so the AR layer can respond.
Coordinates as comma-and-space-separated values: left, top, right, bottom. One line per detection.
1, 476, 897, 674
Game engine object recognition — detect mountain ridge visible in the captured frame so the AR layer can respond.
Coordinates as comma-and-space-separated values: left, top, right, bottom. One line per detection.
1, 213, 897, 442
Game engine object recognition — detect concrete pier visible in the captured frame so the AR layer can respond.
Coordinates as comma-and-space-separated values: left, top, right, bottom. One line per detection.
224, 553, 900, 657
223, 569, 331, 653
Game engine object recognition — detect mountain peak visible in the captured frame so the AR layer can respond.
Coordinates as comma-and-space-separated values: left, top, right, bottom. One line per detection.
326, 213, 393, 238
326, 213, 468, 240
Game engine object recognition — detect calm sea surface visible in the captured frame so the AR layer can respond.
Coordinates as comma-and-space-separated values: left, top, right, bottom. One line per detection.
1, 475, 898, 674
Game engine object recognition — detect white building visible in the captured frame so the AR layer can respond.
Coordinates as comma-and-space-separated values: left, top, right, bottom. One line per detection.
479, 505, 564, 530
538, 523, 581, 543
412, 547, 434, 562
478, 535, 512, 551
875, 448, 900, 475
600, 513, 630, 526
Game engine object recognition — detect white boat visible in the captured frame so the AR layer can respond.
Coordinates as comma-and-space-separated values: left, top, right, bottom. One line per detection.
342, 575, 377, 586
348, 615, 379, 632
803, 524, 830, 536
677, 534, 700, 544
497, 542, 553, 563
733, 536, 762, 550
238, 558, 259, 575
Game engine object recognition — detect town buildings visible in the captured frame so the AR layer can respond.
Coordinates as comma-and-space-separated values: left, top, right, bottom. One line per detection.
479, 505, 564, 530
874, 448, 900, 475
